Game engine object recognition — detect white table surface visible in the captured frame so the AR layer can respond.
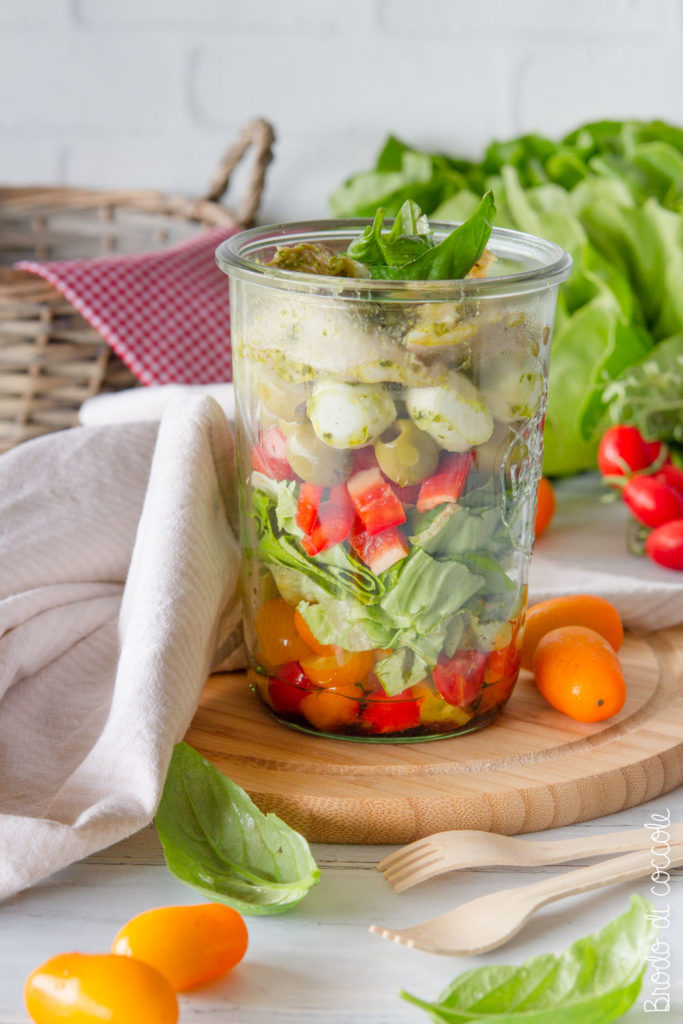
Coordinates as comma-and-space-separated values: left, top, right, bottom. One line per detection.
2, 788, 682, 1023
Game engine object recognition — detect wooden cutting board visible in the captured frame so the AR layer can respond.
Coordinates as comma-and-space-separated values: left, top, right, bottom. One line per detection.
185, 626, 683, 844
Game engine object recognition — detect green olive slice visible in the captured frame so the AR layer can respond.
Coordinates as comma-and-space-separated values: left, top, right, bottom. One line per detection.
373, 418, 440, 486
285, 422, 352, 486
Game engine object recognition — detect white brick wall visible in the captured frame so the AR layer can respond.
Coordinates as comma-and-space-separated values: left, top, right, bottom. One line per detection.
2, 0, 682, 222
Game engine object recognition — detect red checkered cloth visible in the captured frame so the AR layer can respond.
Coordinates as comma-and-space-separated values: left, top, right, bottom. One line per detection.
16, 226, 236, 385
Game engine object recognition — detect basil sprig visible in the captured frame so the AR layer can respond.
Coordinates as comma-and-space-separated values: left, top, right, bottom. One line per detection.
347, 192, 495, 280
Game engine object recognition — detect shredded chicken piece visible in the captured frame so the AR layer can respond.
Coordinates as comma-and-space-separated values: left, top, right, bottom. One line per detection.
466, 248, 497, 279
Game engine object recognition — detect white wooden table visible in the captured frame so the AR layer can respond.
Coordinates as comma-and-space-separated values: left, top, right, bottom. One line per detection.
2, 791, 681, 1023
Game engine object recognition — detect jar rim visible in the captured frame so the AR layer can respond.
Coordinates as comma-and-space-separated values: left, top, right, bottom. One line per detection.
216, 218, 572, 299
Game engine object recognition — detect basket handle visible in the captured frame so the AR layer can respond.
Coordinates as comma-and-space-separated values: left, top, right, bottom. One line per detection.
202, 118, 275, 226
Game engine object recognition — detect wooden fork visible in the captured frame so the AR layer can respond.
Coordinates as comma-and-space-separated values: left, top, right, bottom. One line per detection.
370, 842, 683, 955
378, 822, 683, 892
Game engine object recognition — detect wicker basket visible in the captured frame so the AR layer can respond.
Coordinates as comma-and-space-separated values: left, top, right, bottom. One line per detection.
0, 118, 275, 453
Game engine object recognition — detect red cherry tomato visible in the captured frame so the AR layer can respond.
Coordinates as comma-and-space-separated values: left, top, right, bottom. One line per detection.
597, 425, 664, 480
268, 662, 316, 715
359, 690, 421, 734
432, 650, 486, 707
656, 463, 683, 494
645, 519, 683, 571
622, 475, 683, 528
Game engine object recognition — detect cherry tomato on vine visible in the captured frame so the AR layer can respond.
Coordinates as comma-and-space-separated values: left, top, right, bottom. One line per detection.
645, 519, 683, 571
622, 475, 683, 529
25, 952, 178, 1024
597, 425, 664, 480
112, 904, 248, 992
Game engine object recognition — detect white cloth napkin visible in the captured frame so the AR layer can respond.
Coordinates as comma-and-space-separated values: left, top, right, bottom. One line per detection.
0, 396, 243, 901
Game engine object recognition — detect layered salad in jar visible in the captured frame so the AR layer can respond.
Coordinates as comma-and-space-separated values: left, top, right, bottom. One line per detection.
226, 195, 561, 741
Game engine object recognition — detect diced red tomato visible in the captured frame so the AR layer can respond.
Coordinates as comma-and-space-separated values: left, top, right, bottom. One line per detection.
350, 446, 378, 474
416, 452, 473, 514
296, 483, 323, 535
251, 427, 298, 480
350, 521, 410, 574
346, 468, 406, 535
360, 690, 421, 734
432, 649, 486, 707
301, 484, 355, 556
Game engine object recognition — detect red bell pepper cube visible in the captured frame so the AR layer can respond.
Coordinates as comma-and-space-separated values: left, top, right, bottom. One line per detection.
251, 426, 298, 481
432, 649, 486, 707
350, 521, 410, 574
346, 467, 407, 536
416, 451, 473, 514
296, 483, 323, 535
301, 484, 355, 556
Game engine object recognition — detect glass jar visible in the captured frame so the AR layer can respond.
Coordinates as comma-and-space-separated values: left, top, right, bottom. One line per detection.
216, 221, 571, 742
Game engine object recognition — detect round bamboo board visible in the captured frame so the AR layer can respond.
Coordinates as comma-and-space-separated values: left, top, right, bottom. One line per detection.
185, 626, 683, 844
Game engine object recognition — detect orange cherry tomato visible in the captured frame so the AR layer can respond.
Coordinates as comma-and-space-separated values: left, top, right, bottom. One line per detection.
299, 648, 374, 687
520, 594, 623, 670
24, 952, 178, 1024
532, 625, 626, 723
298, 684, 363, 731
293, 608, 335, 656
111, 904, 248, 992
254, 599, 313, 665
534, 476, 556, 537
478, 674, 517, 712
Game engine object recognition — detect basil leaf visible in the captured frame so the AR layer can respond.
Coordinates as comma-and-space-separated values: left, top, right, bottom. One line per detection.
347, 201, 433, 267
402, 894, 656, 1023
155, 743, 320, 915
381, 190, 495, 281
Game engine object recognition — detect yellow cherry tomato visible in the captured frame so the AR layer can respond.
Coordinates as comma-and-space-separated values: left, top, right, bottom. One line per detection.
254, 598, 313, 665
299, 684, 363, 731
111, 903, 248, 992
299, 649, 374, 687
24, 952, 178, 1024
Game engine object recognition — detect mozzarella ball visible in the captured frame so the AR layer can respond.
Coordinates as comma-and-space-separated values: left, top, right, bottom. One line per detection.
307, 382, 396, 449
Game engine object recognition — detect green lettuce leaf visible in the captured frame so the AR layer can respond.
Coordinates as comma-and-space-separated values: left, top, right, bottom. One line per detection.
402, 894, 656, 1023
155, 743, 320, 915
